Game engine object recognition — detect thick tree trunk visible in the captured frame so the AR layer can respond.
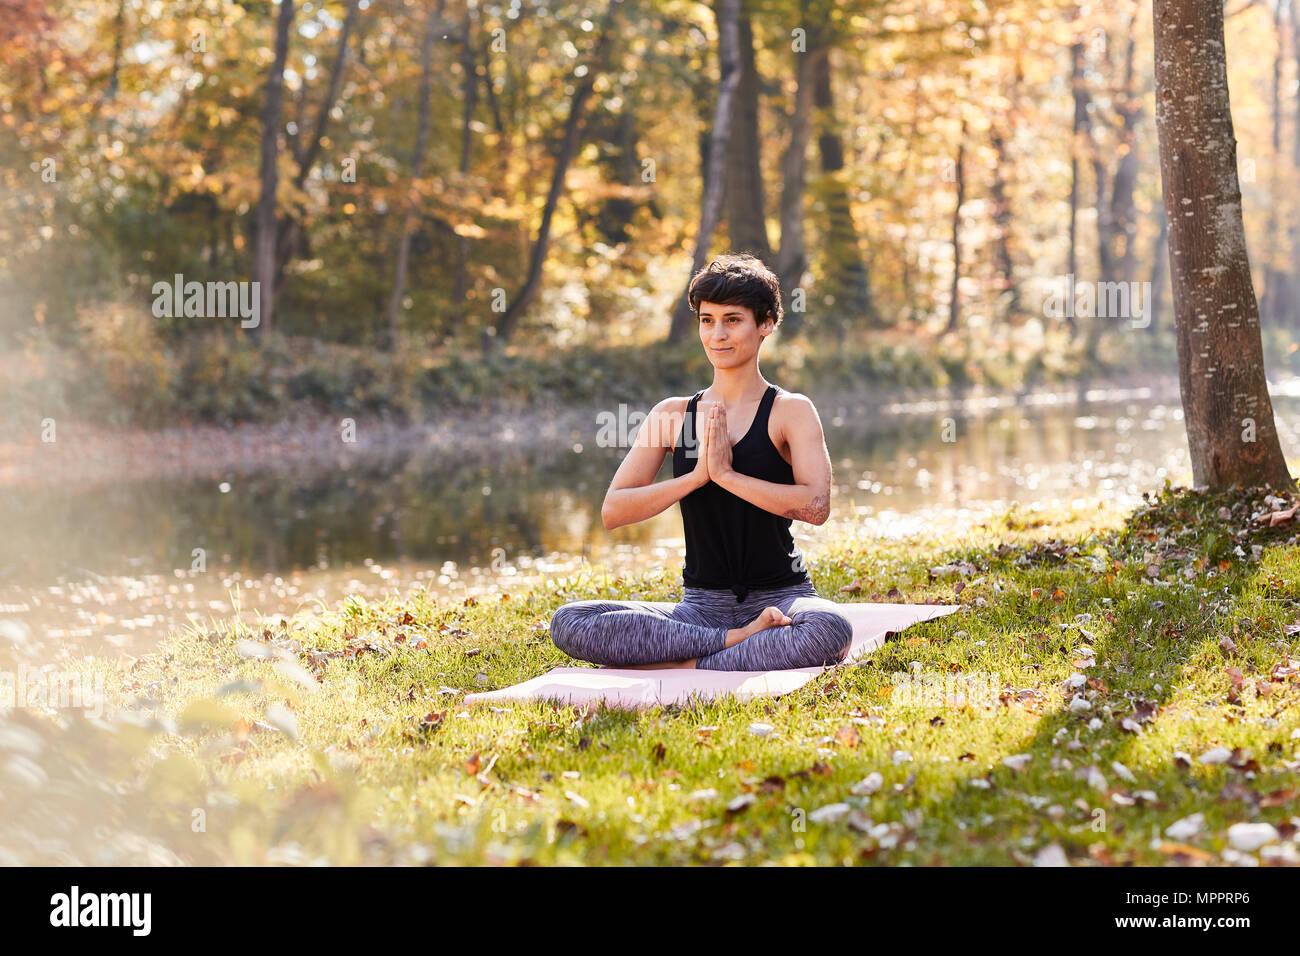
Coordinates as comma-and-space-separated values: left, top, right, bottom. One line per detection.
1153, 0, 1294, 490
724, 6, 772, 261
385, 6, 438, 350
255, 0, 295, 336
668, 0, 741, 344
494, 0, 624, 348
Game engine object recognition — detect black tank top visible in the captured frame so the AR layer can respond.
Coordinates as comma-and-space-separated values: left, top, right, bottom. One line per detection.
671, 384, 811, 602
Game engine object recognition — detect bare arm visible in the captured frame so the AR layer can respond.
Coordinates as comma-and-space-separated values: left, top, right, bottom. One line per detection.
710, 394, 832, 525
600, 398, 708, 531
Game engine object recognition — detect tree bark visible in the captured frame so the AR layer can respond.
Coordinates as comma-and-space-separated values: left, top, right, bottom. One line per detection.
385, 5, 438, 350
255, 0, 295, 336
724, 5, 772, 261
667, 0, 741, 344
1153, 0, 1294, 490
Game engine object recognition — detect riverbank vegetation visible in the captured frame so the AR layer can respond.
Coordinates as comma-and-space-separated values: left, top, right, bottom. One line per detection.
8, 311, 1270, 429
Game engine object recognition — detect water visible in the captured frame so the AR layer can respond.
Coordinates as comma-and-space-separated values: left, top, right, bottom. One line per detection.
3, 380, 1297, 661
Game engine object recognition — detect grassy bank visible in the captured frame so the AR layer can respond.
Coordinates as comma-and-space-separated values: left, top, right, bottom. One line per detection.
4, 483, 1300, 865
3, 304, 1227, 429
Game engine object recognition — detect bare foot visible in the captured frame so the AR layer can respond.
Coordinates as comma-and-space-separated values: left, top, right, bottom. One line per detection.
724, 605, 793, 648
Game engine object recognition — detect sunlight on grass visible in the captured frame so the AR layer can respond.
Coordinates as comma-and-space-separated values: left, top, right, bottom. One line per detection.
3, 485, 1298, 866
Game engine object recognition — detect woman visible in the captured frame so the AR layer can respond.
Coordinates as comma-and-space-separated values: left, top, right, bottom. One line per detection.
549, 254, 854, 671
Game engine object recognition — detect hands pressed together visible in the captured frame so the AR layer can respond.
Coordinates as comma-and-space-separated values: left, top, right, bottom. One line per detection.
689, 400, 734, 489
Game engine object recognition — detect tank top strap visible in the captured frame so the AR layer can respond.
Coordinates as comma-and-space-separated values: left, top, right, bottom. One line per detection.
754, 384, 778, 432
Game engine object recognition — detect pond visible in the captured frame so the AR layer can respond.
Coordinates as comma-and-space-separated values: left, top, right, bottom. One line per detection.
3, 379, 1297, 661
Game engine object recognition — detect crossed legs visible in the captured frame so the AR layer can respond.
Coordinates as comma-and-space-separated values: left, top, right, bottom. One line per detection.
548, 585, 854, 672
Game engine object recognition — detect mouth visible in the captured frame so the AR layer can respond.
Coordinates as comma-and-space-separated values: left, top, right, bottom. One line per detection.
711, 347, 733, 354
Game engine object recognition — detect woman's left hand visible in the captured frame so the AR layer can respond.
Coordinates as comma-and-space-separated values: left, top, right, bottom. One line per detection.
707, 404, 733, 480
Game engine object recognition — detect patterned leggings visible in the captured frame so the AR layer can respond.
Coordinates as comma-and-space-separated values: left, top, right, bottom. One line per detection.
548, 580, 854, 671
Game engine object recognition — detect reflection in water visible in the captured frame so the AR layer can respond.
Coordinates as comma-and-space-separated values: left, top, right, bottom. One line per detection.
2, 383, 1296, 660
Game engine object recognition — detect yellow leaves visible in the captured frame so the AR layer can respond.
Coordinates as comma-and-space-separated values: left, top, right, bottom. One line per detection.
1154, 841, 1215, 862
833, 724, 861, 748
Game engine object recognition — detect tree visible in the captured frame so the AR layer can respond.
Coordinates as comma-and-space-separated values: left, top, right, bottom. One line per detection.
724, 4, 772, 261
1153, 0, 1294, 490
668, 0, 742, 344
255, 0, 295, 336
491, 0, 626, 349
385, 1, 440, 350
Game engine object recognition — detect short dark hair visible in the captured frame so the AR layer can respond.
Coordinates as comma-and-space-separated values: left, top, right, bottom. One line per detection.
687, 253, 784, 329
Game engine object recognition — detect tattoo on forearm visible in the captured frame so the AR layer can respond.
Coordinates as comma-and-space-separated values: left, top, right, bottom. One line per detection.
783, 491, 829, 523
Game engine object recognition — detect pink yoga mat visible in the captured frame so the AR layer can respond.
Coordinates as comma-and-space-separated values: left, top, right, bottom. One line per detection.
463, 601, 960, 710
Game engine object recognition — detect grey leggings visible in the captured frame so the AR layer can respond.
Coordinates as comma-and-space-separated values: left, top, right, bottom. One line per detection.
548, 580, 854, 671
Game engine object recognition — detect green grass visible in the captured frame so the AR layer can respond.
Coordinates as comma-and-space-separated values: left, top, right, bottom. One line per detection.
5, 483, 1300, 866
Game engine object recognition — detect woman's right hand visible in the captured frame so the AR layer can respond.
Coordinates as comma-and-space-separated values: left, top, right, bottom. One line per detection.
690, 402, 713, 489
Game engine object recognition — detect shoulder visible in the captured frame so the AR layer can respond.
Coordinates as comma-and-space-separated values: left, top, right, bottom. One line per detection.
645, 394, 696, 448
772, 389, 822, 428
650, 394, 693, 415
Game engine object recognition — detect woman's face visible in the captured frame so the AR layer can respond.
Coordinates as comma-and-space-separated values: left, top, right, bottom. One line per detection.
698, 300, 772, 366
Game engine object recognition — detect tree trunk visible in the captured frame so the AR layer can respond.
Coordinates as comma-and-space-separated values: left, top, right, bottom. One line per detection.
1153, 0, 1294, 490
1110, 12, 1141, 286
773, 2, 823, 335
255, 0, 294, 336
274, 0, 362, 300
1066, 22, 1086, 335
1082, 30, 1112, 363
945, 119, 966, 334
1147, 205, 1169, 334
494, 0, 625, 348
104, 0, 127, 105
724, 5, 772, 261
1261, 0, 1287, 327
811, 44, 877, 331
988, 123, 1018, 322
385, 5, 438, 350
667, 0, 741, 344
451, 0, 478, 343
